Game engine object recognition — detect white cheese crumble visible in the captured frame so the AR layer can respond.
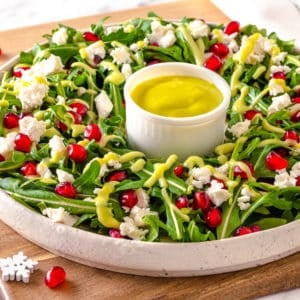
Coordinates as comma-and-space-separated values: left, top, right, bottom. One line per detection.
206, 179, 231, 207
49, 135, 67, 162
147, 20, 176, 48
105, 25, 121, 35
268, 93, 291, 115
120, 217, 148, 240
237, 186, 252, 210
228, 119, 251, 138
190, 166, 212, 189
270, 65, 291, 75
290, 162, 300, 178
110, 47, 132, 65
268, 78, 285, 96
272, 52, 287, 65
56, 169, 75, 183
188, 20, 210, 39
19, 116, 47, 143
121, 63, 132, 79
136, 188, 150, 208
42, 207, 78, 226
52, 27, 68, 45
0, 132, 18, 160
274, 170, 296, 188
29, 54, 64, 76
80, 41, 106, 66
37, 161, 53, 179
94, 90, 113, 118
212, 29, 239, 53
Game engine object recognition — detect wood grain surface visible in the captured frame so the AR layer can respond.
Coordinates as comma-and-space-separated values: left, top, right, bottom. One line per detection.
0, 1, 299, 299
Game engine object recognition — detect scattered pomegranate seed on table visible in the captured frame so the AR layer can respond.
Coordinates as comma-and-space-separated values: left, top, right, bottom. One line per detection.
44, 266, 66, 288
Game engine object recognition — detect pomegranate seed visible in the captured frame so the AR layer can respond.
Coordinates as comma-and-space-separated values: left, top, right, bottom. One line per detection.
13, 66, 30, 78
83, 31, 99, 42
21, 161, 37, 176
69, 102, 88, 116
234, 226, 252, 236
210, 177, 226, 188
57, 120, 68, 132
272, 72, 285, 80
210, 42, 229, 58
175, 195, 189, 209
44, 266, 66, 288
265, 150, 288, 171
107, 170, 127, 182
84, 123, 102, 141
283, 130, 299, 143
250, 224, 261, 232
147, 59, 161, 66
93, 54, 102, 65
244, 109, 263, 120
14, 133, 32, 153
69, 110, 82, 124
233, 160, 254, 179
67, 144, 87, 163
204, 54, 222, 72
224, 21, 240, 35
173, 164, 184, 177
205, 207, 222, 228
0, 154, 5, 162
295, 176, 300, 186
108, 229, 123, 238
55, 182, 76, 198
292, 96, 300, 104
119, 189, 138, 208
291, 110, 300, 123
150, 42, 159, 47
193, 191, 211, 212
3, 112, 19, 129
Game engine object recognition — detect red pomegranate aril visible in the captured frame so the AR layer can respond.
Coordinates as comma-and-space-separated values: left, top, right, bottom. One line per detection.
108, 229, 123, 238
234, 226, 252, 236
272, 71, 286, 80
150, 42, 159, 47
120, 189, 138, 208
292, 96, 300, 104
69, 102, 88, 116
175, 195, 189, 209
265, 150, 288, 171
55, 182, 76, 198
244, 109, 263, 120
147, 59, 161, 66
13, 66, 30, 78
67, 144, 88, 163
107, 170, 127, 182
210, 42, 229, 59
3, 112, 19, 129
193, 191, 211, 212
250, 224, 261, 232
21, 161, 37, 176
205, 207, 222, 228
14, 133, 32, 153
45, 266, 66, 288
0, 154, 5, 162
173, 164, 184, 177
291, 110, 300, 123
295, 176, 300, 186
224, 21, 240, 35
84, 123, 102, 141
69, 110, 82, 124
83, 31, 99, 42
210, 177, 226, 188
283, 130, 299, 143
204, 54, 222, 72
233, 160, 254, 179
93, 54, 102, 65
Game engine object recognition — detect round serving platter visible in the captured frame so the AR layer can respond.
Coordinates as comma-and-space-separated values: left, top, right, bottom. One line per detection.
0, 28, 300, 277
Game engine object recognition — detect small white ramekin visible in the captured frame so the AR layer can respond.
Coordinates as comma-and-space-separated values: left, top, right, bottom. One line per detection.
124, 62, 231, 160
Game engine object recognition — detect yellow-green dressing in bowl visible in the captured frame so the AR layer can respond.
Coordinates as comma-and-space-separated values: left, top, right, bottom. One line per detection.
130, 75, 223, 118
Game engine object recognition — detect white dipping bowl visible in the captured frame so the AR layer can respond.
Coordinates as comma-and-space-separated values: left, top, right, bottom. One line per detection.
124, 62, 231, 160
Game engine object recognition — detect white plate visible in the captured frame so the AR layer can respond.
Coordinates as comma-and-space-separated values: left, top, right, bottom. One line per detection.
0, 47, 300, 278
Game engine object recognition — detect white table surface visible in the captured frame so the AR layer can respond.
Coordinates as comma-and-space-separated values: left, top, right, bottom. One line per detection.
0, 0, 299, 298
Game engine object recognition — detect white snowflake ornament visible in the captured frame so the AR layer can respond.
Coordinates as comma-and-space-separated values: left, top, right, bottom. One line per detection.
0, 252, 39, 283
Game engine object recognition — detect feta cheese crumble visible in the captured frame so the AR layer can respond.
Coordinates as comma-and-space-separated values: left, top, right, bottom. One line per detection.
80, 41, 106, 66
0, 132, 17, 160
37, 161, 53, 179
274, 170, 296, 188
188, 20, 210, 39
52, 27, 68, 45
147, 20, 176, 48
56, 169, 75, 183
19, 116, 47, 143
94, 90, 113, 118
42, 207, 79, 226
49, 135, 67, 162
121, 63, 132, 79
268, 93, 291, 115
206, 180, 231, 207
110, 47, 132, 65
228, 119, 251, 138
237, 186, 253, 210
190, 166, 212, 189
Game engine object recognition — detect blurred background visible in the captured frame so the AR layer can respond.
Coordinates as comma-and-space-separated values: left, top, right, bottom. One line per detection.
0, 0, 170, 31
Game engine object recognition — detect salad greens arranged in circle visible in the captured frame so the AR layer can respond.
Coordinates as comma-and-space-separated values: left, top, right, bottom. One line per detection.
0, 13, 299, 242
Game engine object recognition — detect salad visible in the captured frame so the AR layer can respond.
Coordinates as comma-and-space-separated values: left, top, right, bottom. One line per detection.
0, 13, 299, 242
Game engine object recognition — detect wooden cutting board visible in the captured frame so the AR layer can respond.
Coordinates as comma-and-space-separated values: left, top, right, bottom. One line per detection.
0, 0, 299, 299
